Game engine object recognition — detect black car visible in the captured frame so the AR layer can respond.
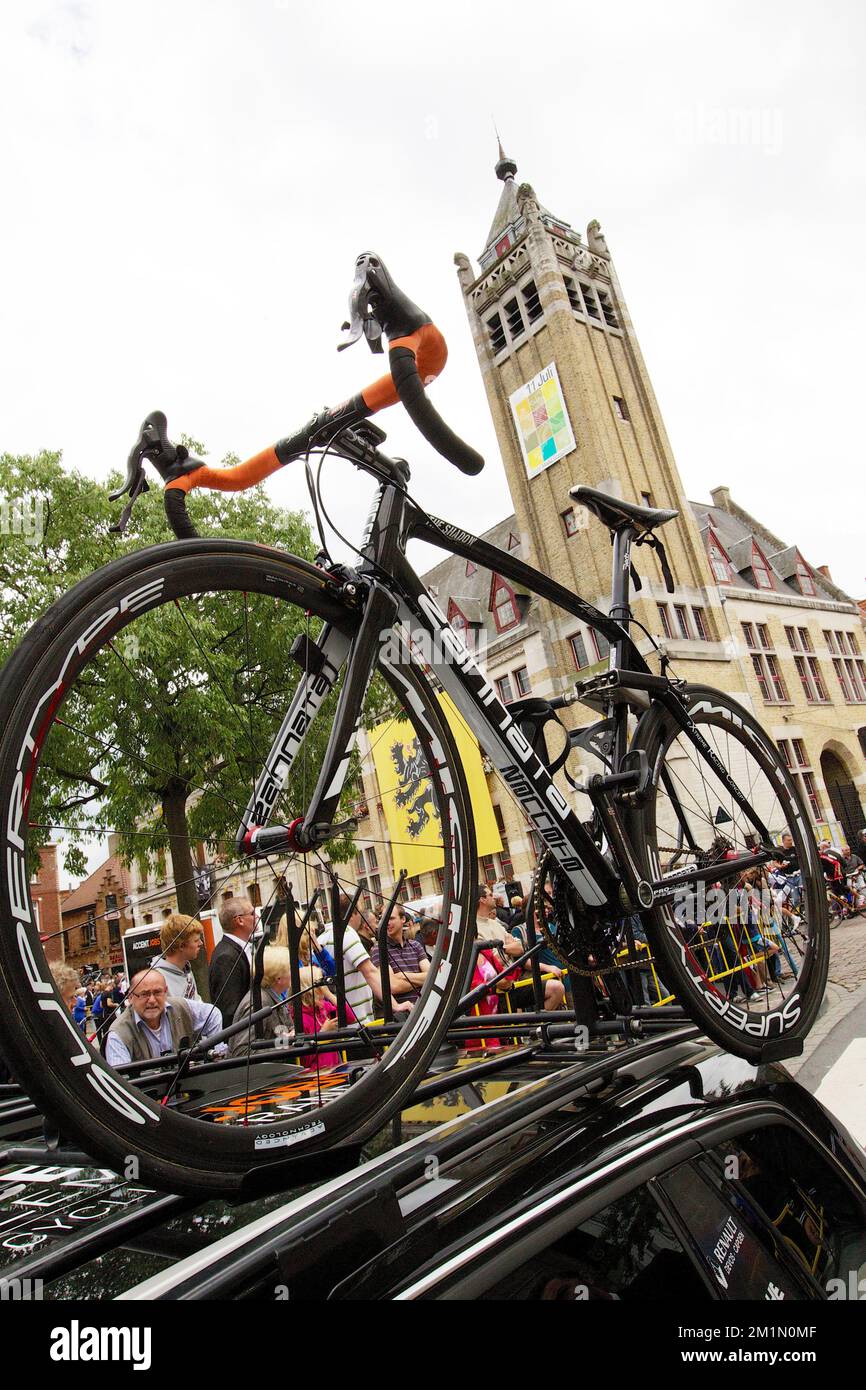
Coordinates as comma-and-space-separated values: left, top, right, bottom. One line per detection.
2, 1026, 864, 1302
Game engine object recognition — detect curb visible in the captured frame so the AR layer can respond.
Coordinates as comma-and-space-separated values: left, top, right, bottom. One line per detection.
787, 977, 866, 1079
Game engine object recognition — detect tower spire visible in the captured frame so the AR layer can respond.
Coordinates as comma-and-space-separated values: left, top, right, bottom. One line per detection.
493, 125, 517, 182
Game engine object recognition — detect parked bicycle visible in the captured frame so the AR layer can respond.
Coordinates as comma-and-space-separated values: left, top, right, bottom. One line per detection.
0, 253, 830, 1193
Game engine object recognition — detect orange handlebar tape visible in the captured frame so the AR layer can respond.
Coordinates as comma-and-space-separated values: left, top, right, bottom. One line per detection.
164, 446, 283, 494
360, 322, 448, 415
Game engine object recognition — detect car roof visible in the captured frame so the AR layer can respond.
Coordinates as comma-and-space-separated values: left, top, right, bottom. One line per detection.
114, 1030, 866, 1301
4, 1029, 865, 1300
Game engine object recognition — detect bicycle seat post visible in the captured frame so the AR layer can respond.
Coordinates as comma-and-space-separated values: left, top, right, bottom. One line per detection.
609, 522, 637, 652
606, 522, 638, 770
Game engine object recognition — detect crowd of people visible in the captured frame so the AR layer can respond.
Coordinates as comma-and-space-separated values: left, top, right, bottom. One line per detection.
45, 829, 866, 1071
45, 881, 567, 1070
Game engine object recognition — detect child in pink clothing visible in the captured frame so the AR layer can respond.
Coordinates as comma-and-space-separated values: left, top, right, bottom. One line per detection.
299, 966, 355, 1069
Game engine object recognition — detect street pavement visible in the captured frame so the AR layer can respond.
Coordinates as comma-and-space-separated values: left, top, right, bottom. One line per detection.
784, 911, 866, 1142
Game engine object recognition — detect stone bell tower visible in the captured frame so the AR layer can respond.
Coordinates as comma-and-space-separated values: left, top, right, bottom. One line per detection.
454, 145, 730, 693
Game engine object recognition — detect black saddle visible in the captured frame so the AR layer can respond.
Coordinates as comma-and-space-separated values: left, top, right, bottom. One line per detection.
570, 485, 678, 534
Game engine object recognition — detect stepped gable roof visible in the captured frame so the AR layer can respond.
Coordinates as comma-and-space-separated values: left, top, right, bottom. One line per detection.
61, 854, 130, 916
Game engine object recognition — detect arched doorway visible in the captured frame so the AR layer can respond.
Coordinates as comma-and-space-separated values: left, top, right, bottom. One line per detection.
820, 747, 864, 848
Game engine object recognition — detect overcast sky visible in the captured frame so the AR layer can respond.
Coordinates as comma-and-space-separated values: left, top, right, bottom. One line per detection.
2, 0, 864, 607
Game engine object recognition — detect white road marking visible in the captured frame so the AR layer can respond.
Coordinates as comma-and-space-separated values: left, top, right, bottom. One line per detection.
814, 1038, 866, 1145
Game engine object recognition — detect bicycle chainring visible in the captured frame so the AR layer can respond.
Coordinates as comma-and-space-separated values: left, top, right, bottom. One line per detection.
531, 851, 640, 978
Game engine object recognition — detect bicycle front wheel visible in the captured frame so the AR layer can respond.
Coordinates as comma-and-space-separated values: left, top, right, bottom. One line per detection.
0, 539, 476, 1193
629, 685, 829, 1060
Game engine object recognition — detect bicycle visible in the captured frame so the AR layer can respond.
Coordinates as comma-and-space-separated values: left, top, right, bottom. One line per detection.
0, 252, 830, 1194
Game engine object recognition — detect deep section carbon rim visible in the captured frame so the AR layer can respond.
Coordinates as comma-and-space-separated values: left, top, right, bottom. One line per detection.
631, 686, 829, 1059
0, 541, 475, 1193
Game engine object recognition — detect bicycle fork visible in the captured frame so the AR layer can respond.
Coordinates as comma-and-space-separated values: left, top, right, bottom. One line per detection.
236, 583, 396, 858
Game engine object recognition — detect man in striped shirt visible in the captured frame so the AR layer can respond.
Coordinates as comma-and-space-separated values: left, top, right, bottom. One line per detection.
318, 895, 412, 1024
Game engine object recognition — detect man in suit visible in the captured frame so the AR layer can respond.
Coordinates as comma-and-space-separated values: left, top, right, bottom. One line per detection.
208, 896, 257, 1025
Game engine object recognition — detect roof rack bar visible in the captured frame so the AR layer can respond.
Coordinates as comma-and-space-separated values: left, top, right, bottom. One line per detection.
0, 1193, 193, 1286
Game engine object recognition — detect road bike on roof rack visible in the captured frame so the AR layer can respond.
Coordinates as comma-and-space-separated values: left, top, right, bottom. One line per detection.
0, 252, 829, 1194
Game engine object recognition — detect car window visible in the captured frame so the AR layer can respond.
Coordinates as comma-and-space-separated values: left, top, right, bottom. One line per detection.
658, 1162, 804, 1300
478, 1185, 710, 1301
702, 1125, 866, 1294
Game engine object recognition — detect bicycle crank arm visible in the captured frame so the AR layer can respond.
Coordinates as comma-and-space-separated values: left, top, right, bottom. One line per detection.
585, 776, 655, 913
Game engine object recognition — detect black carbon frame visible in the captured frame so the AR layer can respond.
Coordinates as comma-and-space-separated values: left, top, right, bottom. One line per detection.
256, 474, 771, 903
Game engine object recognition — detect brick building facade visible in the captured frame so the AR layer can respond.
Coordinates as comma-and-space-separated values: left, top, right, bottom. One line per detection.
62, 854, 131, 974
32, 843, 66, 966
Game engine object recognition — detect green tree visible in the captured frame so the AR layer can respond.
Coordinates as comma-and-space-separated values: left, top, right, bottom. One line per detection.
1, 448, 394, 989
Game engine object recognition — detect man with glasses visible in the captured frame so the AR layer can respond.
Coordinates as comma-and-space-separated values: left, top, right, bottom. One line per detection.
209, 897, 257, 1026
105, 969, 223, 1066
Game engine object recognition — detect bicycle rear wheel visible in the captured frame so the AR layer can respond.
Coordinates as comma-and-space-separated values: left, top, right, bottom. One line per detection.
629, 686, 829, 1060
0, 539, 476, 1193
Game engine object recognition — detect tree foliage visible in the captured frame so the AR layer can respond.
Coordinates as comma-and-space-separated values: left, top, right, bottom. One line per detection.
1, 449, 393, 899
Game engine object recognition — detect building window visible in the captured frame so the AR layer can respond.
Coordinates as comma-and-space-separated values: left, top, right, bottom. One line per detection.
506, 532, 520, 550
247, 881, 262, 907
778, 739, 824, 821
481, 855, 497, 886
613, 395, 630, 421
514, 666, 531, 697
833, 656, 866, 703
692, 607, 710, 641
490, 575, 520, 633
657, 604, 673, 639
521, 279, 542, 324
742, 623, 789, 703
486, 313, 506, 354
596, 287, 619, 328
563, 274, 582, 313
707, 528, 733, 584
562, 507, 579, 537
590, 630, 610, 663
407, 876, 422, 899
673, 604, 691, 640
495, 674, 515, 705
570, 632, 589, 670
579, 281, 600, 320
823, 631, 866, 701
447, 597, 470, 639
640, 491, 653, 507
499, 844, 515, 881
503, 297, 525, 340
785, 628, 829, 703
795, 555, 816, 595
751, 544, 774, 590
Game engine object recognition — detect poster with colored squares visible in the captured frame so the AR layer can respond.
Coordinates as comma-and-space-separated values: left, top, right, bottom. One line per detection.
509, 362, 576, 479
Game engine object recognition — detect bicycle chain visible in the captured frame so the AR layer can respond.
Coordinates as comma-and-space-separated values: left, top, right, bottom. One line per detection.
531, 852, 654, 978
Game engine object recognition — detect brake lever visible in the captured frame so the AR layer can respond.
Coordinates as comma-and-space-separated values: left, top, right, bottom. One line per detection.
110, 411, 178, 502
109, 469, 150, 535
338, 255, 384, 354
